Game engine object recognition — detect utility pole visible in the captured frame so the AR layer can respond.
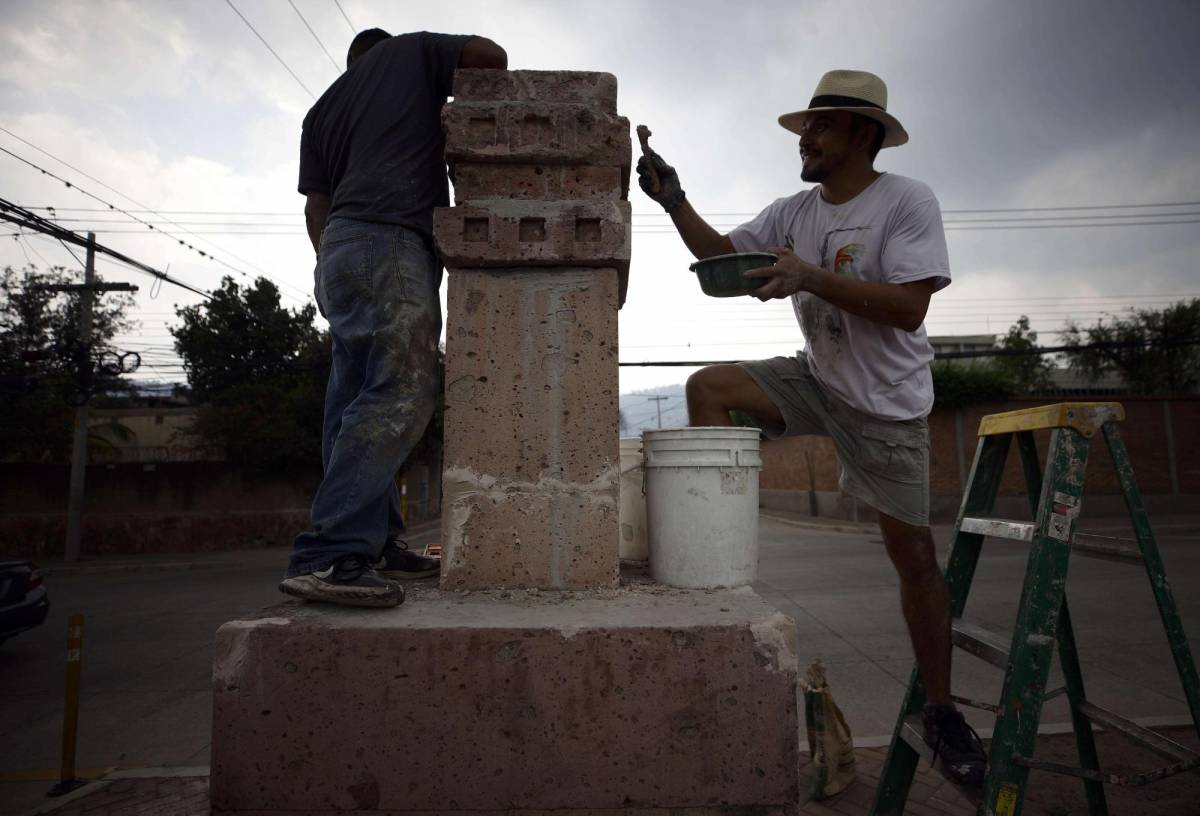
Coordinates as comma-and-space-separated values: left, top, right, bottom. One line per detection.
65, 235, 96, 564
646, 394, 670, 429
33, 233, 138, 562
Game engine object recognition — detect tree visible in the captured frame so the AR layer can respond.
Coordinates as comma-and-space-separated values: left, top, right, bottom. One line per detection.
171, 276, 328, 470
1062, 299, 1200, 394
930, 360, 1014, 411
993, 315, 1054, 394
0, 264, 134, 461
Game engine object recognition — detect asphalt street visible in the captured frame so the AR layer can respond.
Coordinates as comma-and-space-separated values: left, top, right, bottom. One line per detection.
2, 515, 1197, 815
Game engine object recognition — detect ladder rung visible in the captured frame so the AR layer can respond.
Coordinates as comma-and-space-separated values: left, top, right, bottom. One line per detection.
952, 618, 1010, 668
960, 516, 1035, 542
950, 694, 999, 714
1072, 534, 1144, 563
1043, 685, 1068, 701
897, 714, 984, 804
1076, 701, 1200, 763
898, 714, 936, 763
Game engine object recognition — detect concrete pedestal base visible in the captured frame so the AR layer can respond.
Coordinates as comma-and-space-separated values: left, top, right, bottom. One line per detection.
211, 583, 801, 815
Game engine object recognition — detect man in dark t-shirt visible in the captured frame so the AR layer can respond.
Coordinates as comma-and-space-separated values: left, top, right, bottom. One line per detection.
281, 29, 506, 608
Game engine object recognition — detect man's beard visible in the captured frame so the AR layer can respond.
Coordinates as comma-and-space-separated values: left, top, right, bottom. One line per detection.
800, 152, 832, 183
800, 163, 827, 183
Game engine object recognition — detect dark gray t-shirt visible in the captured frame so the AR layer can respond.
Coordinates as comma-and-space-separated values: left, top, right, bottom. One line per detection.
298, 31, 473, 241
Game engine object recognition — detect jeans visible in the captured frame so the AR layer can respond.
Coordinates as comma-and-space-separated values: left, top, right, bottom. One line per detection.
287, 217, 441, 577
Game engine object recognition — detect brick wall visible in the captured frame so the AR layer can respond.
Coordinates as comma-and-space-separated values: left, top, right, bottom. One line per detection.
0, 456, 442, 558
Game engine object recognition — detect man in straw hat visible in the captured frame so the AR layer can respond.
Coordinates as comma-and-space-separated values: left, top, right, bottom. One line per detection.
637, 69, 986, 787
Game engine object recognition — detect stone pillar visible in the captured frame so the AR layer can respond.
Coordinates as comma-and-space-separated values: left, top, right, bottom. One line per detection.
434, 70, 631, 590
210, 70, 805, 816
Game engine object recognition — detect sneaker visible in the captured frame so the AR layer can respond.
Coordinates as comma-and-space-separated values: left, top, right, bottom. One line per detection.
279, 555, 404, 608
374, 539, 440, 580
922, 703, 987, 787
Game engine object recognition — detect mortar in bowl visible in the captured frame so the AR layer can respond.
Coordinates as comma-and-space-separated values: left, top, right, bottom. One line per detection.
689, 252, 778, 298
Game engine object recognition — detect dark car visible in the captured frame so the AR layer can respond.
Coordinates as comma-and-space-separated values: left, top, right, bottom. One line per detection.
0, 559, 49, 645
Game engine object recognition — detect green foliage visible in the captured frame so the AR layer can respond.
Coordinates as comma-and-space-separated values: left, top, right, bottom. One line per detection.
993, 315, 1055, 394
0, 265, 134, 461
171, 276, 329, 470
173, 277, 322, 402
931, 359, 1014, 411
1061, 299, 1200, 395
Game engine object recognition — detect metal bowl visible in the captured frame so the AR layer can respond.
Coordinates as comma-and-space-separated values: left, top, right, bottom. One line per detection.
688, 252, 777, 298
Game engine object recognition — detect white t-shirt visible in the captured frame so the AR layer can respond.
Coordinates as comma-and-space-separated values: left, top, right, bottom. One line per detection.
729, 173, 950, 420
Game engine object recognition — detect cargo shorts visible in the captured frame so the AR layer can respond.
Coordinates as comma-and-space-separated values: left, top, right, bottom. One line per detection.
738, 355, 930, 527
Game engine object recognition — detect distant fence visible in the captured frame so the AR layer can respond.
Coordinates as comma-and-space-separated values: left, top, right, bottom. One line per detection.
758, 395, 1199, 523
0, 456, 442, 558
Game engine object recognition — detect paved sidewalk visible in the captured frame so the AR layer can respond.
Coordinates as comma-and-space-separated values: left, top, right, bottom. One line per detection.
23, 726, 1200, 815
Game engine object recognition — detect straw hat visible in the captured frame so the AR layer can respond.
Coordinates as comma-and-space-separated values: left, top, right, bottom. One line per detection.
778, 69, 908, 149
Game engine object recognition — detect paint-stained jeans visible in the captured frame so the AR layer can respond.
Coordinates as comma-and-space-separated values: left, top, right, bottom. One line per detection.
287, 218, 441, 577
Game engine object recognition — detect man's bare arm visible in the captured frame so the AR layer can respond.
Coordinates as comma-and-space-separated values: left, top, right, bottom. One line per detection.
669, 199, 736, 260
304, 192, 332, 254
746, 247, 938, 332
459, 37, 507, 69
803, 273, 937, 332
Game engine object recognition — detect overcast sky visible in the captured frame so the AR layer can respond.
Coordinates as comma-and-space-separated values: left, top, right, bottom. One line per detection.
2, 0, 1198, 397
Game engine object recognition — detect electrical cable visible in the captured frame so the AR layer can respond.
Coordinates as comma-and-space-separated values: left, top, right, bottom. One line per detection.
288, 0, 341, 72
0, 139, 311, 301
225, 0, 316, 100
28, 215, 1198, 237
332, 0, 356, 34
0, 196, 213, 300
631, 199, 1200, 218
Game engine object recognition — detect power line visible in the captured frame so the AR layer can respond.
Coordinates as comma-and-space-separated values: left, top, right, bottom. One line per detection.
633, 218, 1200, 232
0, 197, 213, 301
0, 127, 300, 298
40, 213, 1200, 228
332, 0, 356, 34
288, 0, 342, 72
21, 199, 1200, 229
631, 199, 1200, 218
225, 0, 317, 100
27, 216, 1199, 237
0, 143, 310, 302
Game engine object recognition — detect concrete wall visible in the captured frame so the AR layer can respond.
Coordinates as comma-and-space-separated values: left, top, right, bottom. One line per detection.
759, 396, 1199, 522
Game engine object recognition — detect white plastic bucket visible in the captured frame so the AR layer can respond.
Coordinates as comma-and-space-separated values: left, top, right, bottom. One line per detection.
643, 426, 762, 588
618, 437, 648, 561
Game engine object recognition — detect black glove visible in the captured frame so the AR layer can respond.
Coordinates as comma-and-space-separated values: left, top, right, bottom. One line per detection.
636, 151, 686, 213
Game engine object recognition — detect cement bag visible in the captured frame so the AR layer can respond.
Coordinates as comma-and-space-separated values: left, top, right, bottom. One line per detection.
803, 659, 856, 799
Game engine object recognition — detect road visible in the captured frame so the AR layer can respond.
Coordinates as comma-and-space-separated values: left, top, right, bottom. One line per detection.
2, 516, 1198, 814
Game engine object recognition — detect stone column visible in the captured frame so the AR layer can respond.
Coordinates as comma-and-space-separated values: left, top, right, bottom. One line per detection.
434, 70, 631, 590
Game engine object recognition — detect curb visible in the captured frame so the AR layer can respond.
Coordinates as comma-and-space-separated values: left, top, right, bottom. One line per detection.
760, 512, 877, 535
36, 520, 444, 576
44, 558, 242, 576
19, 766, 210, 816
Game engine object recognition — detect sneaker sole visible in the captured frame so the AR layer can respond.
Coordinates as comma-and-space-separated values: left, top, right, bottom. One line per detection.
279, 576, 405, 608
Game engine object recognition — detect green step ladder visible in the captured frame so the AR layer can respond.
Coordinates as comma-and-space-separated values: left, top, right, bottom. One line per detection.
870, 402, 1200, 816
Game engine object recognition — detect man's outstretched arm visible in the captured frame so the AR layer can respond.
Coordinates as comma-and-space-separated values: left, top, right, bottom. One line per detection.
459, 37, 507, 69
304, 192, 332, 254
637, 151, 733, 259
669, 198, 735, 260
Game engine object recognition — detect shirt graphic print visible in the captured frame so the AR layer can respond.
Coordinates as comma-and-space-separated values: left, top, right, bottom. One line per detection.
729, 173, 951, 420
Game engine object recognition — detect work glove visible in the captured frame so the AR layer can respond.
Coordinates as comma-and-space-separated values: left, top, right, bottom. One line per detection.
636, 151, 686, 213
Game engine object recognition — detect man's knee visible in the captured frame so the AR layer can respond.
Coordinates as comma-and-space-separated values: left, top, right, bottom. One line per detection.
685, 366, 728, 407
879, 515, 940, 583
